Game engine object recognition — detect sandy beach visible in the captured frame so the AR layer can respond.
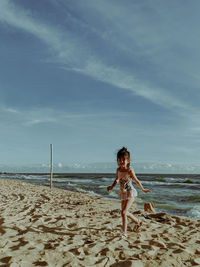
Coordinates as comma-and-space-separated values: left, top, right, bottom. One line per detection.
0, 179, 200, 267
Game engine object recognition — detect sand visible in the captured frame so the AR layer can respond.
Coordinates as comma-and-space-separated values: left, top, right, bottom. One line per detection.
0, 179, 200, 267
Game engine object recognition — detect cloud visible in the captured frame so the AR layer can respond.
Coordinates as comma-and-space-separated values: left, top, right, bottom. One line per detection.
58, 162, 62, 168
73, 59, 189, 111
1, 106, 20, 114
0, 0, 78, 65
0, 105, 133, 129
0, 0, 191, 115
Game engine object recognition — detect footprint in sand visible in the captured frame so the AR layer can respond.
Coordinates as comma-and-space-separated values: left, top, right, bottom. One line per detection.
40, 194, 51, 201
0, 218, 6, 235
149, 240, 167, 248
173, 248, 185, 254
10, 237, 29, 251
68, 248, 82, 256
0, 256, 12, 265
68, 223, 77, 228
33, 260, 48, 266
19, 194, 25, 201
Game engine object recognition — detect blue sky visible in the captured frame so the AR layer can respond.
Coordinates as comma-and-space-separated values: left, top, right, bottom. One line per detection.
0, 0, 200, 172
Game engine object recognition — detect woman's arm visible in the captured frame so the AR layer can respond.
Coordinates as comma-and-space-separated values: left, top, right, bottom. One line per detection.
129, 169, 151, 193
107, 169, 119, 191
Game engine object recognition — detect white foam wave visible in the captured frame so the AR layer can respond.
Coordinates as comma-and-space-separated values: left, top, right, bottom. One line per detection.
53, 178, 70, 182
142, 181, 173, 186
99, 185, 107, 188
66, 182, 80, 188
21, 175, 48, 180
142, 180, 200, 187
77, 188, 100, 197
59, 178, 93, 183
101, 177, 113, 182
187, 205, 200, 218
108, 190, 118, 198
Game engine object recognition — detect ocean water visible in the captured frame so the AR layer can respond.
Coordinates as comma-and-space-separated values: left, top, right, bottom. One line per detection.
0, 172, 200, 218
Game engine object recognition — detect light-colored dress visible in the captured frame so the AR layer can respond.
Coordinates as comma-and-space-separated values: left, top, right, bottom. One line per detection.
118, 169, 138, 200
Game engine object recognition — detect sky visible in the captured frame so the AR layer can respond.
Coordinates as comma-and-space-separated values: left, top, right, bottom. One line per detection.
0, 0, 200, 173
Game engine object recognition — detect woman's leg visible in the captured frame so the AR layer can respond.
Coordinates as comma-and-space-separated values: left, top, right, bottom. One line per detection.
121, 197, 138, 234
121, 199, 128, 234
124, 197, 139, 223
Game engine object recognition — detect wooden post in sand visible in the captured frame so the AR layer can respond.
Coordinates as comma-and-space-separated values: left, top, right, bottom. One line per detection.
50, 144, 53, 189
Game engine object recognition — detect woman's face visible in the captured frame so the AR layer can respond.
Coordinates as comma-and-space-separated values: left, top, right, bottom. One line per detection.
118, 156, 130, 168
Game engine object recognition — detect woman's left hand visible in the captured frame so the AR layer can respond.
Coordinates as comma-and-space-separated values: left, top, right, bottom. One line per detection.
107, 186, 112, 191
143, 188, 151, 193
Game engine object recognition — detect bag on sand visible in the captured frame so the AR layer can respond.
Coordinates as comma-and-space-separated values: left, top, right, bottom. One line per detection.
144, 203, 155, 213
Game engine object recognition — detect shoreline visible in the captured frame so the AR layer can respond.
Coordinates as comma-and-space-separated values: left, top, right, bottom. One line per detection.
1, 173, 200, 220
0, 179, 200, 266
1, 172, 200, 176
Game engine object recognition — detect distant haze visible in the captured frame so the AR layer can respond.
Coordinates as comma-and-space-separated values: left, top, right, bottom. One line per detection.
1, 162, 200, 174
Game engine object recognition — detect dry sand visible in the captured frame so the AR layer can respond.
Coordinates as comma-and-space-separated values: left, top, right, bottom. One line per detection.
0, 179, 200, 267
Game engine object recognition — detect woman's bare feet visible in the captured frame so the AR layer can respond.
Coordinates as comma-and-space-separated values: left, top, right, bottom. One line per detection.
121, 232, 127, 239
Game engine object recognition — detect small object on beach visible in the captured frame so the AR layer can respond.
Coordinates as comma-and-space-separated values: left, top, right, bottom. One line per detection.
133, 221, 142, 232
144, 203, 155, 213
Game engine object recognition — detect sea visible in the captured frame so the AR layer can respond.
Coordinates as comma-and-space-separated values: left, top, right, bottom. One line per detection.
0, 172, 200, 219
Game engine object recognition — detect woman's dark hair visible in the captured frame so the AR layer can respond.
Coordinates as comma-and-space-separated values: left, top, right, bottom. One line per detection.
117, 147, 130, 167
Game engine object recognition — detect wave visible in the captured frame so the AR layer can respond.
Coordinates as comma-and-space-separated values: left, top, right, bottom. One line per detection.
98, 185, 108, 188
108, 190, 118, 198
1, 172, 200, 219
21, 175, 48, 180
101, 177, 113, 182
142, 181, 170, 186
141, 180, 199, 187
77, 188, 101, 197
187, 205, 200, 218
54, 178, 93, 183
180, 195, 200, 203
